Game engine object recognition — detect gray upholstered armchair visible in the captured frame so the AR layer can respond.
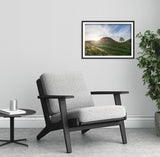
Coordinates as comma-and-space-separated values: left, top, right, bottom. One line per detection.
36, 72, 128, 153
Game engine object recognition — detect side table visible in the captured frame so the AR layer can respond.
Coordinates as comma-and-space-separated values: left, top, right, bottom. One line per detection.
0, 109, 36, 147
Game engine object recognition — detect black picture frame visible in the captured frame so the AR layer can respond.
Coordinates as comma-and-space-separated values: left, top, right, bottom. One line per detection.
82, 21, 135, 59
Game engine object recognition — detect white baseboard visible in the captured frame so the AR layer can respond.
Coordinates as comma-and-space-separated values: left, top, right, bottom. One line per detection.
125, 115, 154, 128
0, 115, 155, 128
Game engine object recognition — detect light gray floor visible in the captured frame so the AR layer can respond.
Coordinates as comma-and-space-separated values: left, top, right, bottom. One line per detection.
0, 128, 159, 157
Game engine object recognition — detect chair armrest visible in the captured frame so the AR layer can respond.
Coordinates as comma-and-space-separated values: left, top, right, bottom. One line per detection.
91, 91, 129, 105
91, 91, 129, 95
38, 95, 72, 130
38, 95, 74, 99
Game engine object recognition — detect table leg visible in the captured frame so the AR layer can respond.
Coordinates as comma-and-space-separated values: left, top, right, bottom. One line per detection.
16, 139, 27, 142
10, 117, 14, 141
0, 141, 11, 146
14, 141, 28, 147
0, 117, 28, 147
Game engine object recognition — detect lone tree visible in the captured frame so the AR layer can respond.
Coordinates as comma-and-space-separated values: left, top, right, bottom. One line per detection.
119, 37, 124, 42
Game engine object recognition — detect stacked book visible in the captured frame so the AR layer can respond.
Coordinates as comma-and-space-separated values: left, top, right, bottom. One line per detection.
0, 109, 26, 115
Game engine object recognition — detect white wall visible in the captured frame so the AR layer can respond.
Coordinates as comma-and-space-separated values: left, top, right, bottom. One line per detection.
0, 0, 159, 127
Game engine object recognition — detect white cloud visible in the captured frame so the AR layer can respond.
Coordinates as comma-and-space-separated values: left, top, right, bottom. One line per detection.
85, 24, 131, 41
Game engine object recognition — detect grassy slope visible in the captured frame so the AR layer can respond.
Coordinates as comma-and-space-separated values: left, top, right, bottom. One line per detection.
85, 39, 131, 56
85, 42, 111, 56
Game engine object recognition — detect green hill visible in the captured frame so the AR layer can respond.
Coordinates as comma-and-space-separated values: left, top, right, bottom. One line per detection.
85, 37, 131, 56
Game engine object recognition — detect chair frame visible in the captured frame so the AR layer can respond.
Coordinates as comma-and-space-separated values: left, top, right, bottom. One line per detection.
36, 79, 129, 153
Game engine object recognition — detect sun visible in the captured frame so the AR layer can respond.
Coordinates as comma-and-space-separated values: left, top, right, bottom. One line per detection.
93, 37, 100, 41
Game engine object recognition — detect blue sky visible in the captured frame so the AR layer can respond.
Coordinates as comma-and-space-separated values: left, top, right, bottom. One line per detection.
85, 24, 131, 41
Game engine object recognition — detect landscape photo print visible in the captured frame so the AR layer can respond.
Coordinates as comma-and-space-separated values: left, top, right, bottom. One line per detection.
82, 21, 134, 59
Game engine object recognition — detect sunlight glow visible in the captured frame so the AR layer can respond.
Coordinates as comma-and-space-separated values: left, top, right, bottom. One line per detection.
92, 37, 100, 41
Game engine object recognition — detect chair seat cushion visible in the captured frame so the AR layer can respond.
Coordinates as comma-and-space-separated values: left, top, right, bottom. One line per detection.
51, 105, 126, 123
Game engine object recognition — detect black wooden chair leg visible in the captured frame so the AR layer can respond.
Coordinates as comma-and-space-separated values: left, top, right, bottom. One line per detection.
59, 98, 72, 153
63, 128, 72, 153
119, 121, 127, 144
37, 127, 50, 140
81, 129, 90, 134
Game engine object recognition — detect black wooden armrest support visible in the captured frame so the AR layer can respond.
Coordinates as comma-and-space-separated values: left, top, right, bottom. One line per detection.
38, 94, 72, 152
58, 98, 72, 152
38, 95, 74, 99
91, 91, 129, 105
38, 95, 73, 120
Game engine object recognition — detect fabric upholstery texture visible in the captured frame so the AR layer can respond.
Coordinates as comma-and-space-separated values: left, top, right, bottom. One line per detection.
51, 105, 126, 123
40, 73, 94, 114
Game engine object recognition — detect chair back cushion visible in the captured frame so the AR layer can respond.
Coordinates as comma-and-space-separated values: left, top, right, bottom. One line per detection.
40, 73, 94, 114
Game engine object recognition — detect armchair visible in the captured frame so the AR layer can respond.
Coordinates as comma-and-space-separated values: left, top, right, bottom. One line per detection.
36, 73, 129, 153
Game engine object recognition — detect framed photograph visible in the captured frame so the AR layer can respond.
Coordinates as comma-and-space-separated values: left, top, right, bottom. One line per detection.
82, 21, 134, 59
